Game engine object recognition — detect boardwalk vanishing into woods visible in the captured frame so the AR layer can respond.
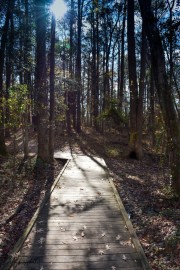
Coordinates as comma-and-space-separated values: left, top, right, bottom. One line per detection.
3, 153, 151, 270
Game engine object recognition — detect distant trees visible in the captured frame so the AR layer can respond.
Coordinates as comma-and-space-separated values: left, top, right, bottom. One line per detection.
138, 0, 180, 193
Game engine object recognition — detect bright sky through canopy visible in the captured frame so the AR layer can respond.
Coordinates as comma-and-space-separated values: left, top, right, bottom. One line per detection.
50, 0, 67, 19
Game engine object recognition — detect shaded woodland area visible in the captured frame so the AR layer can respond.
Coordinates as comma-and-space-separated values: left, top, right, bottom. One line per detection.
0, 0, 180, 269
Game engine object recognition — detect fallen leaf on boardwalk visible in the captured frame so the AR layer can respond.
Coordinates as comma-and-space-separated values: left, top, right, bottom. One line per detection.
38, 220, 44, 224
38, 237, 45, 245
81, 232, 85, 237
10, 251, 20, 259
105, 244, 111, 250
98, 250, 104, 255
36, 228, 44, 233
25, 238, 30, 244
24, 238, 31, 249
120, 239, 133, 247
101, 232, 106, 238
116, 234, 121, 240
122, 254, 127, 261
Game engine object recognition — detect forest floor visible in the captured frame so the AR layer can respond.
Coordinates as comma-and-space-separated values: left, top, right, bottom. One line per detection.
0, 127, 179, 270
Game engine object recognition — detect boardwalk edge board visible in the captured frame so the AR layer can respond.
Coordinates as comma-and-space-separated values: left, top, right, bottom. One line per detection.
108, 174, 152, 270
1, 158, 70, 270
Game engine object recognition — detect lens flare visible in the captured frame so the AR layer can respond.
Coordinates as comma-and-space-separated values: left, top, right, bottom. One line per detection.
50, 0, 67, 19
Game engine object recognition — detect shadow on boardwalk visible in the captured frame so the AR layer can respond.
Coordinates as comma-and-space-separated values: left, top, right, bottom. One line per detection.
4, 151, 150, 270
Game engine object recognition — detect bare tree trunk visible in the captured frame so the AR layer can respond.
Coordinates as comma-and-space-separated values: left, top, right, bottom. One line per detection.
23, 0, 32, 159
149, 65, 156, 147
119, 0, 126, 110
75, 0, 83, 133
49, 15, 56, 161
0, 0, 13, 155
127, 0, 139, 158
5, 8, 14, 138
91, 0, 99, 129
136, 23, 147, 158
35, 0, 49, 162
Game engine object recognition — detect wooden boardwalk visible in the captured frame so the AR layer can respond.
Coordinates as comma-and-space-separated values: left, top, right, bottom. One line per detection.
7, 154, 150, 270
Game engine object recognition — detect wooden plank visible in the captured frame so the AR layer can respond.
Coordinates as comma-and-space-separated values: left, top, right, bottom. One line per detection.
15, 262, 143, 270
20, 250, 139, 258
39, 210, 123, 217
28, 225, 130, 235
21, 245, 137, 256
35, 219, 126, 225
46, 202, 120, 209
19, 254, 141, 264
25, 237, 132, 246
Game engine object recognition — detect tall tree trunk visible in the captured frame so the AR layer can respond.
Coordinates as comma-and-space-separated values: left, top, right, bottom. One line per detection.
91, 0, 99, 129
49, 15, 56, 161
127, 0, 139, 158
138, 0, 180, 194
23, 0, 32, 158
119, 0, 126, 110
149, 65, 156, 146
75, 0, 83, 133
166, 0, 175, 89
136, 22, 147, 158
5, 9, 14, 138
66, 0, 75, 134
35, 0, 49, 162
0, 0, 13, 155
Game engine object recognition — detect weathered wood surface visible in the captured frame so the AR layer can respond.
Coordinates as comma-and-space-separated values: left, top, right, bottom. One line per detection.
12, 154, 150, 270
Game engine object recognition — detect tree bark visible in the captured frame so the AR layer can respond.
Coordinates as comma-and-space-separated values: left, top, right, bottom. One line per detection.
119, 0, 126, 110
75, 0, 83, 133
127, 0, 140, 159
0, 0, 13, 155
35, 0, 49, 162
91, 0, 99, 129
49, 15, 56, 161
136, 22, 147, 158
5, 7, 14, 138
149, 65, 156, 147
